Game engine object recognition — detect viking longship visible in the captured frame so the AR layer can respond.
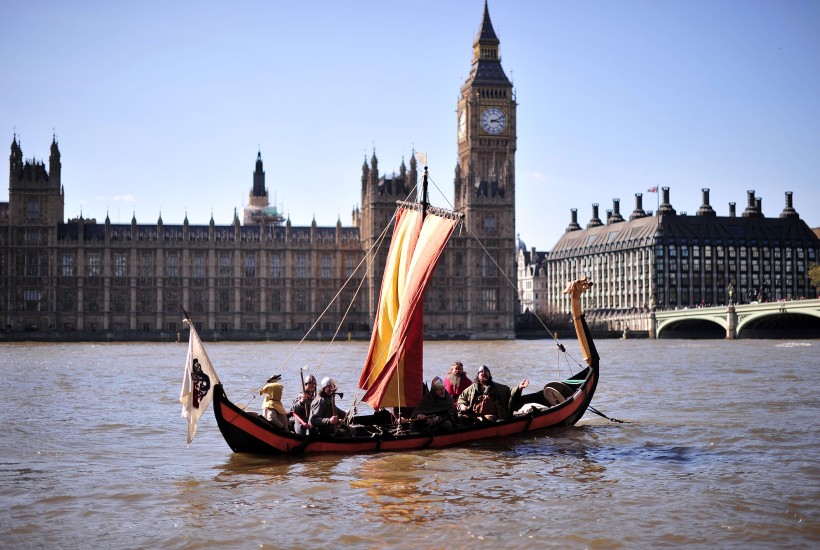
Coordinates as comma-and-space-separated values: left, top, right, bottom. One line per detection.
179, 167, 600, 455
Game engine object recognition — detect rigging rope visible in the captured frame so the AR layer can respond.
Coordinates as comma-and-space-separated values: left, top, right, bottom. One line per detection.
274, 217, 393, 377
587, 406, 627, 424
237, 206, 398, 406
426, 173, 586, 378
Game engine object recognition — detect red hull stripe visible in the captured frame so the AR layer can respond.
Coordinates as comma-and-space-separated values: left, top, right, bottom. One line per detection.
215, 368, 596, 455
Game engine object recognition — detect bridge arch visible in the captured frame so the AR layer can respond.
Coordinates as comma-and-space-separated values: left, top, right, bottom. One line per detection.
656, 316, 726, 339
653, 299, 820, 339
736, 309, 820, 338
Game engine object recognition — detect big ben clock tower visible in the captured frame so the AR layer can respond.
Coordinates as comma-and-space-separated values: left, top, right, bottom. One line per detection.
453, 1, 517, 337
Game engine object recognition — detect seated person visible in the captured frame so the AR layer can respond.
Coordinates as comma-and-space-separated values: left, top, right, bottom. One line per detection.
411, 377, 457, 432
444, 361, 472, 401
259, 379, 291, 432
457, 365, 529, 423
309, 377, 355, 437
290, 374, 317, 435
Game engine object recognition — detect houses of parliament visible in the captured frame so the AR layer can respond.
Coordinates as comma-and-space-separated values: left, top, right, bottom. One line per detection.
1, 4, 519, 341
4, 2, 818, 342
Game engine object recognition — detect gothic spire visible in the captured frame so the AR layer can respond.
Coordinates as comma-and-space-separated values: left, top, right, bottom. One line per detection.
466, 1, 510, 87
475, 0, 500, 46
252, 150, 266, 197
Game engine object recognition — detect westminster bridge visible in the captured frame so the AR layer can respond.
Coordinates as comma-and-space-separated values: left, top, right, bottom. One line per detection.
652, 299, 820, 339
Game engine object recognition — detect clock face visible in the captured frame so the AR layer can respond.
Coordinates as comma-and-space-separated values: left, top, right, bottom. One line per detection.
480, 107, 507, 135
458, 109, 467, 140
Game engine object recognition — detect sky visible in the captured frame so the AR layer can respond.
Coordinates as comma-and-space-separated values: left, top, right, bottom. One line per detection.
2, 0, 819, 251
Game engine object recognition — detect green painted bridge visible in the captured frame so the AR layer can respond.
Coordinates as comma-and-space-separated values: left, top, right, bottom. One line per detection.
652, 299, 820, 339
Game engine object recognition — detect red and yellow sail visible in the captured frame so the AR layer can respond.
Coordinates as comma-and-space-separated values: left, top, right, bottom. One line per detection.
358, 205, 459, 409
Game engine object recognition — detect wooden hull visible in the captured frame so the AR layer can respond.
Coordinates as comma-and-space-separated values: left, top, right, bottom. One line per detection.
212, 364, 598, 456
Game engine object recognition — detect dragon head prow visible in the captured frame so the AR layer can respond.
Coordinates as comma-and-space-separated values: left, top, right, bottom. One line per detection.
562, 276, 594, 298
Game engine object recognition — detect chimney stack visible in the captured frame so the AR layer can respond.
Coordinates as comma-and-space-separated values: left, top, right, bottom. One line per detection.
587, 203, 603, 228
566, 208, 582, 232
780, 191, 799, 219
630, 193, 646, 220
696, 188, 716, 217
608, 198, 624, 223
658, 186, 676, 216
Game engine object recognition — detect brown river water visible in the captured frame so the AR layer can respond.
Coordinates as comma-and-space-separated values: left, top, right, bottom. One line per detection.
1, 338, 818, 549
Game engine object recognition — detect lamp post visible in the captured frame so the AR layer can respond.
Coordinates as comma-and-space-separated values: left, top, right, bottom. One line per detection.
726, 282, 737, 339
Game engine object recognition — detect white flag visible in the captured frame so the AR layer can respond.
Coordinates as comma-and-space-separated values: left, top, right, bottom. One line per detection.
179, 320, 221, 446
415, 151, 427, 166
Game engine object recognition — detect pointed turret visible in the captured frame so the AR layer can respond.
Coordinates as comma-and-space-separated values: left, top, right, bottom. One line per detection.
361, 154, 369, 193
370, 148, 379, 188
49, 134, 62, 187
252, 151, 266, 198
10, 133, 23, 179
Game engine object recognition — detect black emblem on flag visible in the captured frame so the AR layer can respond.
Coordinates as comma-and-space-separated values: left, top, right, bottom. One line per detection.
191, 358, 211, 408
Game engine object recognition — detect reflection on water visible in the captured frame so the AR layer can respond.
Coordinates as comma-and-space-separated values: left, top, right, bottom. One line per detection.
351, 454, 440, 524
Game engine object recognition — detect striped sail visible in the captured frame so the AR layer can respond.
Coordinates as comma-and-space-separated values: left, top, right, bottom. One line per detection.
358, 204, 459, 409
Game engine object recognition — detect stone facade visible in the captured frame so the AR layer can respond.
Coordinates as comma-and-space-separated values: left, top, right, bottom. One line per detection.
0, 4, 519, 341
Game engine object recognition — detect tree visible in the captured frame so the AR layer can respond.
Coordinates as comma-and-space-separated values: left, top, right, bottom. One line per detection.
809, 263, 820, 295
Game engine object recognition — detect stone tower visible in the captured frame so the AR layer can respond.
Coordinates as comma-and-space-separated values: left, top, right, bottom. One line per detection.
243, 151, 283, 225
4, 134, 65, 329
8, 134, 65, 228
360, 150, 417, 317
453, 1, 517, 336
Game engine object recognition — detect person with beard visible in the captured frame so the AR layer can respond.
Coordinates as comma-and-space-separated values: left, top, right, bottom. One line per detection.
289, 373, 317, 435
309, 377, 355, 436
444, 361, 471, 401
411, 377, 457, 432
457, 365, 529, 423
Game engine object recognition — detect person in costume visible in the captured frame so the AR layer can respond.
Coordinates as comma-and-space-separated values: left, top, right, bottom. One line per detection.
259, 378, 291, 431
309, 377, 354, 436
457, 365, 528, 423
444, 361, 471, 401
411, 377, 457, 432
290, 373, 317, 435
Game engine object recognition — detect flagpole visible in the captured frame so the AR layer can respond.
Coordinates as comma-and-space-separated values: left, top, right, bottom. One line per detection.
657, 188, 660, 221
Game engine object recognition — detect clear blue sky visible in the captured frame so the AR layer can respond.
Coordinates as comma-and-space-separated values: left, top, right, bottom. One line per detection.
2, 0, 818, 251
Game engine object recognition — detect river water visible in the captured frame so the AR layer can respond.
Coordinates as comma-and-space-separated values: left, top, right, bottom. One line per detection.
0, 337, 817, 549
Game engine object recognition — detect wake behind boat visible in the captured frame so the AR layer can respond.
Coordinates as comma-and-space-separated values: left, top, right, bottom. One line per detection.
179, 167, 600, 455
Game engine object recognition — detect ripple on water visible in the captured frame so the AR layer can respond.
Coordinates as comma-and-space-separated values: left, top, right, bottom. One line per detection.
1, 339, 818, 548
